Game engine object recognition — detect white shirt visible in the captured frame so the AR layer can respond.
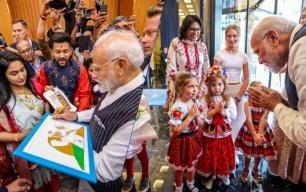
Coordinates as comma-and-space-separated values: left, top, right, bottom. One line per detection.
77, 72, 145, 182
214, 49, 248, 83
274, 25, 306, 149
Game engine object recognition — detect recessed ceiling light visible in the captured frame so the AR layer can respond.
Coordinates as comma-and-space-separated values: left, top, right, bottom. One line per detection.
184, 0, 192, 3
186, 4, 193, 8
179, 13, 184, 16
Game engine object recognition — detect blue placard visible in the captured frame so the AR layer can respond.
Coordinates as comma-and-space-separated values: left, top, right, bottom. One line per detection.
14, 112, 97, 183
142, 89, 167, 106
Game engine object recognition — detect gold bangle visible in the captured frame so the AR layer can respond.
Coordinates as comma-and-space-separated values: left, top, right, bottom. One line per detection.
14, 133, 19, 142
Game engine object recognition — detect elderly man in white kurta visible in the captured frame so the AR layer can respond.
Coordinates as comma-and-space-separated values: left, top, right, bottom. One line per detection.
248, 16, 306, 191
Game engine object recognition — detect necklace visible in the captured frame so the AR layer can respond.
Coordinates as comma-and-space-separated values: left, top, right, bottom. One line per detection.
183, 42, 200, 73
13, 88, 35, 111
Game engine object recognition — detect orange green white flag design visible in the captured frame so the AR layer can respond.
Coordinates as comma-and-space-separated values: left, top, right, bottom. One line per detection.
48, 125, 85, 170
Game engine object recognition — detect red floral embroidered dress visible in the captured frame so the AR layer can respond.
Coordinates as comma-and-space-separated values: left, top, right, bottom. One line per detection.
165, 38, 210, 111
166, 100, 206, 171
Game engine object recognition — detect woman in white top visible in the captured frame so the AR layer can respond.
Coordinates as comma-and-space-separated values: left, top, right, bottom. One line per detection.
165, 15, 210, 111
214, 24, 249, 142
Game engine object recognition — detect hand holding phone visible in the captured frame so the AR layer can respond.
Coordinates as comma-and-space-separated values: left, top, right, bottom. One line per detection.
99, 4, 108, 15
49, 0, 67, 10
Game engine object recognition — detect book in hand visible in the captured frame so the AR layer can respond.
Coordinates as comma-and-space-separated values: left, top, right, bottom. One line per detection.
43, 87, 77, 112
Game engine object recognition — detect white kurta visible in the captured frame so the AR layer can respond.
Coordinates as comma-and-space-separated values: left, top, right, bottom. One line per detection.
268, 24, 306, 184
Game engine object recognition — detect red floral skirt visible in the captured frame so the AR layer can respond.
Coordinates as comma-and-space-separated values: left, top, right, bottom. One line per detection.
197, 135, 235, 179
235, 123, 277, 160
166, 130, 202, 171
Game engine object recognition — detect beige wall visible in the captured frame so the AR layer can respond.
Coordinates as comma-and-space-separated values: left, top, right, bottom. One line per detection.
8, 0, 44, 41
0, 0, 13, 44
133, 0, 157, 34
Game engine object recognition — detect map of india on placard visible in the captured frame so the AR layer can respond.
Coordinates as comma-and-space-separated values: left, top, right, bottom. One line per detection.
48, 125, 85, 170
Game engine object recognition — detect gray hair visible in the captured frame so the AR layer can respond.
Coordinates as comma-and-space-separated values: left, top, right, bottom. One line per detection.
94, 30, 144, 68
252, 16, 296, 40
16, 40, 31, 49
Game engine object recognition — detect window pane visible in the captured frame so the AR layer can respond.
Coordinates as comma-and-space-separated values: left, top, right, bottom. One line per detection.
246, 0, 275, 87
270, 0, 303, 91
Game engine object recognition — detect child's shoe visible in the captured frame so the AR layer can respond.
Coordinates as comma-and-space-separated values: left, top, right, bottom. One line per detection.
122, 176, 135, 192
139, 177, 150, 192
205, 178, 213, 189
187, 180, 199, 192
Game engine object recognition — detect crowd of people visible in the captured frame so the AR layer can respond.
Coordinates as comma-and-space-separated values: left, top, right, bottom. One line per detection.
0, 0, 306, 192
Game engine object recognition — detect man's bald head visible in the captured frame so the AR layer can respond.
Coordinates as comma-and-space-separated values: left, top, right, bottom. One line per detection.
94, 30, 144, 68
251, 16, 296, 43
251, 16, 296, 73
91, 30, 144, 92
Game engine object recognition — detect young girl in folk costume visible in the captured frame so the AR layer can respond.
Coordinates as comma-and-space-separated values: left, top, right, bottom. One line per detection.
167, 73, 205, 192
235, 81, 277, 183
197, 65, 237, 189
0, 51, 59, 191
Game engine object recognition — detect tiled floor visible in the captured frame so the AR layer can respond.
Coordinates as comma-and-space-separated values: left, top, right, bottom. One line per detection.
122, 106, 271, 192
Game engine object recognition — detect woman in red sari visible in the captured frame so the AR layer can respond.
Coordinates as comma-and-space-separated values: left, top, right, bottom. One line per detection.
0, 51, 59, 191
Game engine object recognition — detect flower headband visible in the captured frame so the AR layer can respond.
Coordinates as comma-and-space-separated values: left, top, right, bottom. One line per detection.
206, 65, 229, 80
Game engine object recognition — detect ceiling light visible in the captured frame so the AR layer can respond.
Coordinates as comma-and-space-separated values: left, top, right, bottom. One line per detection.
189, 9, 195, 13
186, 4, 193, 8
184, 0, 192, 3
179, 13, 184, 16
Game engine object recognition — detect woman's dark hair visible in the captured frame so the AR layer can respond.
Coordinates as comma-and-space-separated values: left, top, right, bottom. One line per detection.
179, 15, 203, 40
49, 32, 71, 49
0, 51, 37, 108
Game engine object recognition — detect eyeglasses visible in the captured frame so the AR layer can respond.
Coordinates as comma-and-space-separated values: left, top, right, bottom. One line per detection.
93, 57, 121, 72
188, 28, 201, 32
19, 48, 33, 55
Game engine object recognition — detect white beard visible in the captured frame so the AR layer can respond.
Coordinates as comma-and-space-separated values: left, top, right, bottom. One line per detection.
93, 80, 110, 93
93, 73, 121, 93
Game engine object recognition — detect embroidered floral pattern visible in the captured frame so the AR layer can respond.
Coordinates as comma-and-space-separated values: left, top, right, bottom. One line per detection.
165, 38, 210, 111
